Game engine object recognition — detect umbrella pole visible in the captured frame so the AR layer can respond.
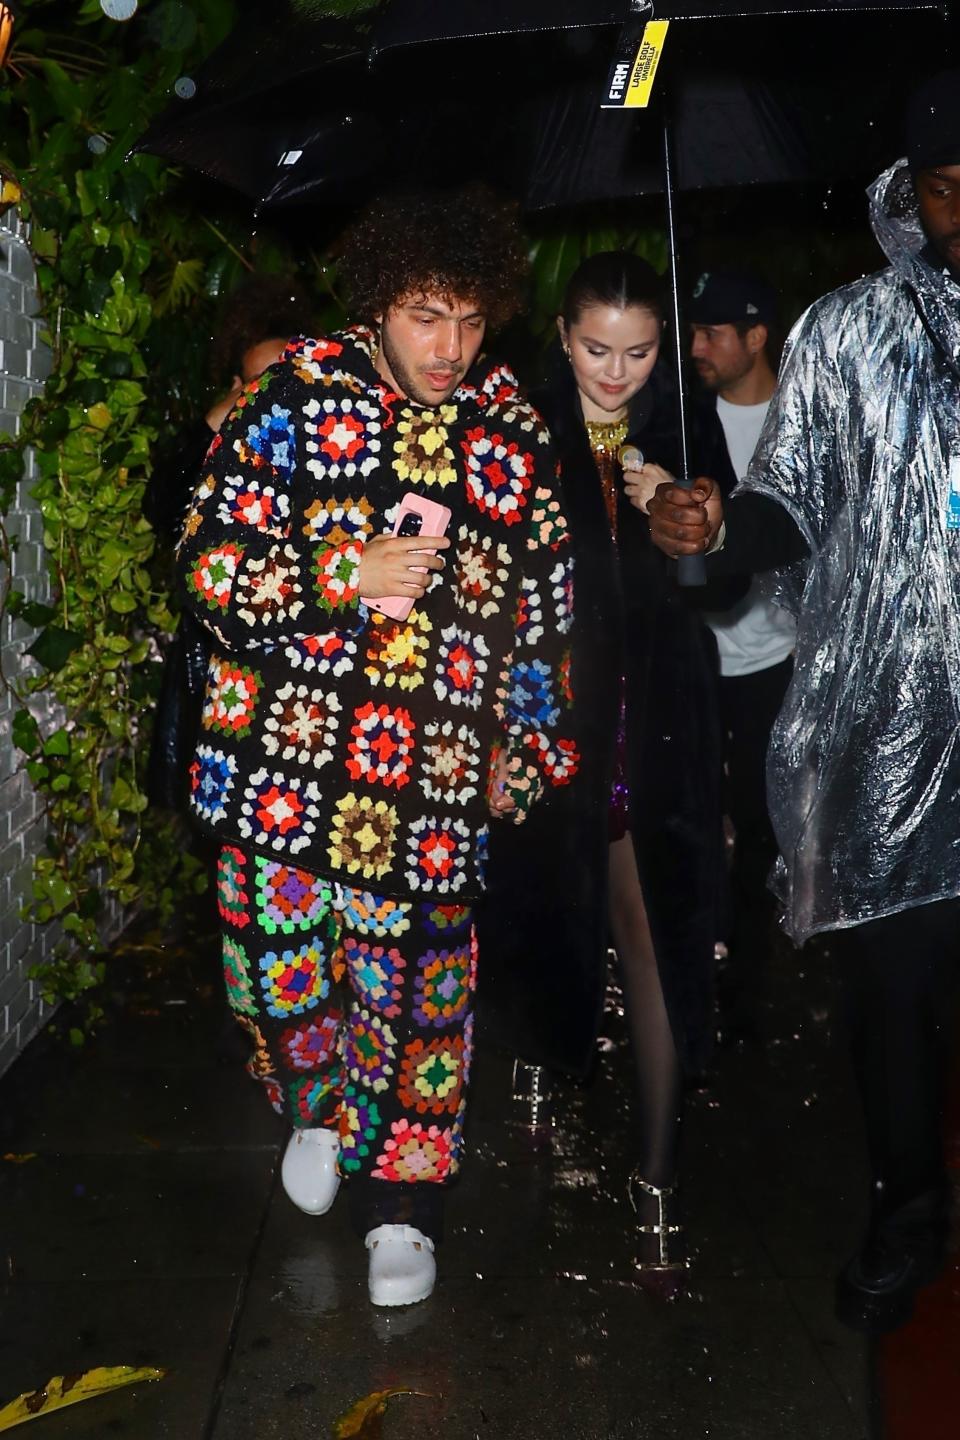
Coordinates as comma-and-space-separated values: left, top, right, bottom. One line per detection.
662, 115, 706, 587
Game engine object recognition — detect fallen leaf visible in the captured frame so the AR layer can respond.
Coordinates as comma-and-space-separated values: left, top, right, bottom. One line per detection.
2, 1155, 36, 1165
0, 180, 21, 208
332, 1388, 432, 1438
0, 1365, 166, 1431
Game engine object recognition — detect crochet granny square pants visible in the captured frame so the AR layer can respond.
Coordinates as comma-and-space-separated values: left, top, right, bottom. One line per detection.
216, 843, 476, 1242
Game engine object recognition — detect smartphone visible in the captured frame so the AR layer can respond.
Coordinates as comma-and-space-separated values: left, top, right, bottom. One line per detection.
360, 492, 452, 622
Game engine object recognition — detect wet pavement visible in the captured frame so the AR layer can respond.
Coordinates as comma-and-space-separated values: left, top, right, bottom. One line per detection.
1, 925, 959, 1439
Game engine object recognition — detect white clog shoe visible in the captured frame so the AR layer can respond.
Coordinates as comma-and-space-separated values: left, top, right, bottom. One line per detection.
365, 1224, 436, 1307
280, 1127, 341, 1216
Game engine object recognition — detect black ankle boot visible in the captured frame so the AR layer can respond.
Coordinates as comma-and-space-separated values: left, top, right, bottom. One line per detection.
835, 1188, 950, 1333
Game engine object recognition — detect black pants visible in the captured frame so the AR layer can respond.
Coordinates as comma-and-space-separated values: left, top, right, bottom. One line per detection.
840, 898, 960, 1228
718, 656, 793, 1018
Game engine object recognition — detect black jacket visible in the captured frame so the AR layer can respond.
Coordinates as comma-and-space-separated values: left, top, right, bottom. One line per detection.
144, 419, 215, 812
477, 355, 734, 1076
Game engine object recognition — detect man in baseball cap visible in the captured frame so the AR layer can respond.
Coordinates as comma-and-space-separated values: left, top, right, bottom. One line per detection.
689, 268, 777, 329
687, 269, 795, 1048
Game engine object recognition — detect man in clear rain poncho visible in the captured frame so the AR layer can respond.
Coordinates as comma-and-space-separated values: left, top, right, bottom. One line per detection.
648, 71, 960, 1333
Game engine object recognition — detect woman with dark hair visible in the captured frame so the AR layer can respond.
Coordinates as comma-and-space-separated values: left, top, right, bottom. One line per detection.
482, 252, 736, 1273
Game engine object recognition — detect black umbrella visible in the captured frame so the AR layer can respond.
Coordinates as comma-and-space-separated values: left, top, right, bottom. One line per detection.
137, 0, 946, 207
368, 0, 950, 582
134, 0, 950, 577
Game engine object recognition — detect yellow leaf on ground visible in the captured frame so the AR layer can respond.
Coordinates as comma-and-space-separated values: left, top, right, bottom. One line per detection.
333, 1387, 432, 1438
2, 1154, 37, 1165
0, 1365, 166, 1431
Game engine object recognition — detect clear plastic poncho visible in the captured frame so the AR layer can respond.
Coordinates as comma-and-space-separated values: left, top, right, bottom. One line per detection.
739, 158, 960, 943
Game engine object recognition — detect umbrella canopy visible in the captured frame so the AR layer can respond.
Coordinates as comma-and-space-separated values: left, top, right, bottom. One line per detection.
371, 0, 946, 51
134, 1, 949, 212
131, 0, 952, 581
355, 0, 950, 583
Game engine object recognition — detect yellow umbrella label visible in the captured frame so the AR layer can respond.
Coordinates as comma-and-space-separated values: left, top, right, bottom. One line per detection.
602, 19, 670, 110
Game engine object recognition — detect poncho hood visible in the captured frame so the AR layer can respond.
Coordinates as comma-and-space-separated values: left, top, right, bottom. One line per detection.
869, 157, 960, 373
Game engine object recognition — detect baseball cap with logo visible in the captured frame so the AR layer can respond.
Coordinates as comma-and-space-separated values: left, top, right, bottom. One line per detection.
688, 268, 777, 328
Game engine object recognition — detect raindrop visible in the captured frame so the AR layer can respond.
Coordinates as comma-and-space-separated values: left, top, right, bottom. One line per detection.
100, 0, 138, 18
87, 135, 108, 155
174, 76, 196, 100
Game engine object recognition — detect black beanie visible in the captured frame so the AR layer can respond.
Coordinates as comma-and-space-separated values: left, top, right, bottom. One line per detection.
906, 70, 960, 173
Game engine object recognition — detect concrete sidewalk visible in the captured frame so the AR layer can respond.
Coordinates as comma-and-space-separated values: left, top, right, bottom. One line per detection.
1, 925, 957, 1438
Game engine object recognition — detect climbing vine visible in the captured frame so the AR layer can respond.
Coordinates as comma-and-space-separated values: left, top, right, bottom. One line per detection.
0, 0, 313, 1018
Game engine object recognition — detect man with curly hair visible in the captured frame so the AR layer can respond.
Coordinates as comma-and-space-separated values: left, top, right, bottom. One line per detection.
176, 186, 577, 1307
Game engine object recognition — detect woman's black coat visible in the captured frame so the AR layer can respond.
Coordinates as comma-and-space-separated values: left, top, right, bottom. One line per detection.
477, 355, 738, 1077
143, 419, 215, 812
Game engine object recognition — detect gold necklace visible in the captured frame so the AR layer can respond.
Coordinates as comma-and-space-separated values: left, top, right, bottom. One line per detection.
585, 417, 629, 456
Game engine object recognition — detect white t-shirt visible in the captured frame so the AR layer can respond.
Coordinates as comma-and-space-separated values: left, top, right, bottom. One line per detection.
706, 396, 797, 679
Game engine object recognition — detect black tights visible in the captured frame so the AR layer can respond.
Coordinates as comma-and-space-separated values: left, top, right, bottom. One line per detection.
608, 833, 683, 1189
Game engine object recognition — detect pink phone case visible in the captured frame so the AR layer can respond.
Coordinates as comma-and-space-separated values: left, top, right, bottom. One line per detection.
360, 492, 452, 622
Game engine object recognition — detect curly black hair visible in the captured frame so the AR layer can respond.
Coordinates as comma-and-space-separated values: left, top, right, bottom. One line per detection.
338, 185, 528, 333
210, 275, 316, 385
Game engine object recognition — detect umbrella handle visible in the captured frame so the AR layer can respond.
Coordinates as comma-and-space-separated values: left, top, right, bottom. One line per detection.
677, 553, 707, 587
674, 477, 707, 588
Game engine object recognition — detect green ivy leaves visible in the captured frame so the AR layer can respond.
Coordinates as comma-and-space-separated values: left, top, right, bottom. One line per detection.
0, 0, 244, 1022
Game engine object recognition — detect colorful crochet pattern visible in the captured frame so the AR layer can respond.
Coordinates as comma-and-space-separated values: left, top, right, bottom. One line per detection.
178, 327, 578, 892
218, 845, 474, 1187
253, 855, 334, 935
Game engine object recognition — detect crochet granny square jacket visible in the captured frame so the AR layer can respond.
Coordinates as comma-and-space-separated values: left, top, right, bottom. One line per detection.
176, 326, 578, 899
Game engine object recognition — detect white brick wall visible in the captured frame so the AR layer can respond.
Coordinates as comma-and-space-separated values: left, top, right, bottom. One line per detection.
0, 211, 59, 1076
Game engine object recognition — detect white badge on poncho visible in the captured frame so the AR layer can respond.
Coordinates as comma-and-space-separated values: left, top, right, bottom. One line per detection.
948, 456, 960, 530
